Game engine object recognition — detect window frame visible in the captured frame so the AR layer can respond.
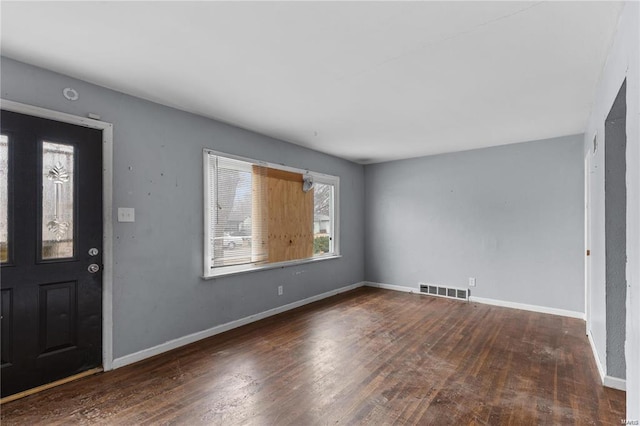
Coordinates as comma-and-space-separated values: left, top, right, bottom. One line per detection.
203, 149, 340, 278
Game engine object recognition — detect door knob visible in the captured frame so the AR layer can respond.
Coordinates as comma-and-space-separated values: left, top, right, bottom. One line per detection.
88, 264, 100, 273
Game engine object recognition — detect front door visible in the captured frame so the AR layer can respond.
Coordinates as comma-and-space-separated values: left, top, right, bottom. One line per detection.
1, 110, 103, 398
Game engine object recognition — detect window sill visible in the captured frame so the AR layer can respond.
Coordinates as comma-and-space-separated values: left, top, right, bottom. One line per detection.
202, 254, 342, 279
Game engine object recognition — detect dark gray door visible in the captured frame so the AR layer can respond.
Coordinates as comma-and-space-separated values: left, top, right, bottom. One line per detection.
1, 110, 103, 397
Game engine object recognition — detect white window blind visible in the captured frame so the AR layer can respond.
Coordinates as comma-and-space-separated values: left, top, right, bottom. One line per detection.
208, 156, 255, 268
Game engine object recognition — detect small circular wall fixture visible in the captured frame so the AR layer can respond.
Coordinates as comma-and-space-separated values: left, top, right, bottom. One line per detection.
302, 174, 314, 192
63, 87, 79, 101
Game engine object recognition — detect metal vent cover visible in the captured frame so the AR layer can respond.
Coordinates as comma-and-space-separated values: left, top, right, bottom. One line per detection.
419, 283, 469, 301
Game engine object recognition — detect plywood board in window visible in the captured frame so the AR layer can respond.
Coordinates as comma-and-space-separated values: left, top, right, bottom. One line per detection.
266, 169, 313, 263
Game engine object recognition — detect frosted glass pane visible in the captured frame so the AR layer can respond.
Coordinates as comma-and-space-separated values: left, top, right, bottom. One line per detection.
0, 135, 8, 263
42, 142, 74, 259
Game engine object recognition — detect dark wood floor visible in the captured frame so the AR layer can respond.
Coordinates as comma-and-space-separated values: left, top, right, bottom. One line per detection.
1, 287, 625, 425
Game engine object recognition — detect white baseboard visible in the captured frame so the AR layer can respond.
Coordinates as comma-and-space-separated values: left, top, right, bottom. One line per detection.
112, 281, 366, 369
570, 327, 627, 391
588, 329, 606, 383
365, 281, 584, 319
364, 281, 417, 293
604, 375, 626, 391
468, 296, 585, 319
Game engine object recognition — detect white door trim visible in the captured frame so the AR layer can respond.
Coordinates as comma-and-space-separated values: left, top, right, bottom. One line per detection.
1, 99, 114, 371
585, 148, 592, 335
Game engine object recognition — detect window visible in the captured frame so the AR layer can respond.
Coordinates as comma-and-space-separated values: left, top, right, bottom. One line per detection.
0, 135, 9, 263
204, 150, 339, 277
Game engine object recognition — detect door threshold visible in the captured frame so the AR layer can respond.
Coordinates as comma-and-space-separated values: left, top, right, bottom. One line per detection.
0, 367, 103, 404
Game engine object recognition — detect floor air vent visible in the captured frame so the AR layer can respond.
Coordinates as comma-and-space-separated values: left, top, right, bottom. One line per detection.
419, 283, 469, 301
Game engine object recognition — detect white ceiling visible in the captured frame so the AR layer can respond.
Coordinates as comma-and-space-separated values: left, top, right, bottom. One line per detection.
1, 1, 623, 164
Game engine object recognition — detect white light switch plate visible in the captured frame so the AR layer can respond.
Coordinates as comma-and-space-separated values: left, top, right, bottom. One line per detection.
118, 207, 135, 222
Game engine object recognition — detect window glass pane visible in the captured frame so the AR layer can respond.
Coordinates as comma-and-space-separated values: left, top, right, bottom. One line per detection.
211, 157, 253, 267
0, 135, 8, 263
205, 150, 339, 275
313, 182, 333, 255
42, 142, 74, 259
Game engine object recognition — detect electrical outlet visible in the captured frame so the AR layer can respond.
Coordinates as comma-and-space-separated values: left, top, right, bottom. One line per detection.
278, 285, 283, 296
468, 277, 476, 287
117, 207, 135, 222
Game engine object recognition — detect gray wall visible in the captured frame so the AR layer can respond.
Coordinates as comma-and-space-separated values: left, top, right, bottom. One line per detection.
604, 82, 626, 379
0, 57, 365, 359
364, 135, 585, 313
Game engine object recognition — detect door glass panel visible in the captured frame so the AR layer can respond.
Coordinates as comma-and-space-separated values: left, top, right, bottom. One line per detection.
0, 135, 8, 263
42, 142, 74, 259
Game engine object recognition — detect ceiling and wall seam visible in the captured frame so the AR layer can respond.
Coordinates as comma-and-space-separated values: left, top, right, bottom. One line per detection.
0, 2, 624, 164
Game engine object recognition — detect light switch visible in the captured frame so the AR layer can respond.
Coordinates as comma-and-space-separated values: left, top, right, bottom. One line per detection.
118, 207, 135, 222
